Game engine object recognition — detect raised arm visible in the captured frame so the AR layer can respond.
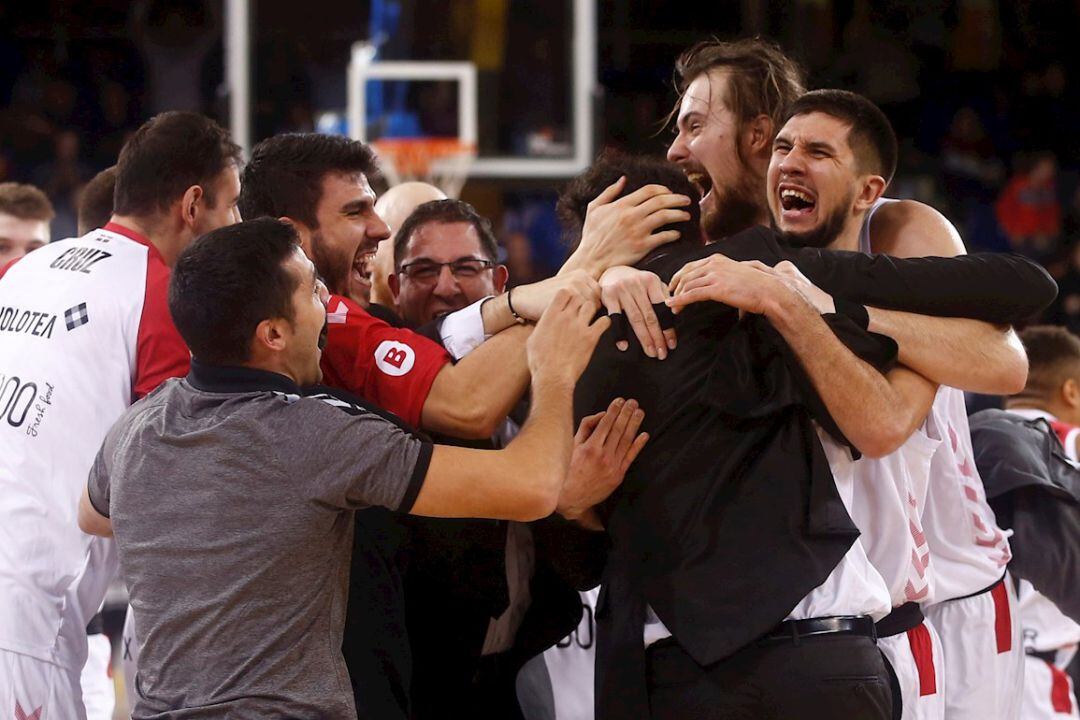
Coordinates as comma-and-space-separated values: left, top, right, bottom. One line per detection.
866, 312, 1026, 394
411, 290, 612, 520
419, 180, 693, 439
419, 271, 600, 439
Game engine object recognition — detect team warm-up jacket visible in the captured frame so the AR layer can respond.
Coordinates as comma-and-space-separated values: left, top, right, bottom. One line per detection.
969, 410, 1080, 622
573, 227, 1056, 718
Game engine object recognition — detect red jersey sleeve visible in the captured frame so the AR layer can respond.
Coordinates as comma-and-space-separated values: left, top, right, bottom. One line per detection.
319, 295, 451, 428
133, 255, 191, 399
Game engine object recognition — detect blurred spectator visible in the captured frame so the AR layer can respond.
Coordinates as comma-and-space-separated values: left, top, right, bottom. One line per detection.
948, 0, 1002, 73
93, 82, 137, 167
942, 107, 1003, 208
1021, 64, 1080, 167
132, 0, 219, 116
500, 192, 564, 286
1043, 242, 1080, 336
995, 151, 1061, 260
941, 106, 1005, 250
830, 1, 920, 133
0, 182, 54, 266
32, 130, 92, 240
1064, 185, 1080, 244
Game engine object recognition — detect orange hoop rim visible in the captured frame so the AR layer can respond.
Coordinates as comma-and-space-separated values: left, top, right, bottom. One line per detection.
372, 137, 476, 177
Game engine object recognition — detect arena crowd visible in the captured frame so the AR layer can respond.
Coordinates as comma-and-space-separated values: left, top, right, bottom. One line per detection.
1, 36, 1078, 720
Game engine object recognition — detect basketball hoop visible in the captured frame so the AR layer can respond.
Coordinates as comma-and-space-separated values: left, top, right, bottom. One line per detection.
372, 137, 476, 199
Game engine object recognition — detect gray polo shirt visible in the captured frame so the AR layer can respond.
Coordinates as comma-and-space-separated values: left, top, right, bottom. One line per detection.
88, 361, 432, 719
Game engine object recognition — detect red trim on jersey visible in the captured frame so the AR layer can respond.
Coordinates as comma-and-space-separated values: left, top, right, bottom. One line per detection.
102, 222, 189, 398
1048, 420, 1080, 463
103, 221, 153, 248
133, 245, 190, 399
906, 623, 938, 696
0, 256, 21, 279
1049, 420, 1074, 445
1048, 660, 1074, 714
990, 580, 1013, 654
319, 294, 451, 428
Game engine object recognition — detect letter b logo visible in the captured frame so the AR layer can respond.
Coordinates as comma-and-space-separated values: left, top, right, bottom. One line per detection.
374, 340, 415, 377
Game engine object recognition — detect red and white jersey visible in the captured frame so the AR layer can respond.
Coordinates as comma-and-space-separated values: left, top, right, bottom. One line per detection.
320, 294, 451, 428
922, 387, 1012, 601
0, 222, 189, 671
849, 427, 940, 607
786, 430, 893, 622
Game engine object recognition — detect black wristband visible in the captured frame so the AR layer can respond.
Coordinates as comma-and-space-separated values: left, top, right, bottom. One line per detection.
834, 298, 869, 330
506, 287, 527, 324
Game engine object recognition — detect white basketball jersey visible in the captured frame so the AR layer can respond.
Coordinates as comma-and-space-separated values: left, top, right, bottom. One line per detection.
1018, 579, 1080, 658
849, 427, 940, 607
922, 387, 1012, 600
859, 200, 1012, 602
0, 224, 188, 671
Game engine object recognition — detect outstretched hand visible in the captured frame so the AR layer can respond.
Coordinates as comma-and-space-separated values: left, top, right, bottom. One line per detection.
667, 254, 785, 315
599, 266, 677, 359
558, 398, 648, 522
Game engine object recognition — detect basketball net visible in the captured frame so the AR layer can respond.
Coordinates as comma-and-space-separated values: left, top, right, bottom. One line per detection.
372, 138, 476, 199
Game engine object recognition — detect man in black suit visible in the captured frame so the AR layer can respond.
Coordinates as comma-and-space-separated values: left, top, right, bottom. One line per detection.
559, 154, 1056, 719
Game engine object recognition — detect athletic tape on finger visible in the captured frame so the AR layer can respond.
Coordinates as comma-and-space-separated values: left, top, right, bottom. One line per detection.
609, 312, 628, 346
651, 302, 676, 330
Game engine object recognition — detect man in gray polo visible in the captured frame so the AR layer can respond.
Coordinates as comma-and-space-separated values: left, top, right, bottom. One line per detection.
78, 217, 609, 719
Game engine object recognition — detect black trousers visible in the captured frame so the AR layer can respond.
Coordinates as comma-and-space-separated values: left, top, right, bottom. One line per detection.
646, 633, 893, 720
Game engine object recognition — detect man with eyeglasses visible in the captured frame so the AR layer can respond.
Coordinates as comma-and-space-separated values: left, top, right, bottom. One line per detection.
389, 199, 508, 328
387, 198, 644, 718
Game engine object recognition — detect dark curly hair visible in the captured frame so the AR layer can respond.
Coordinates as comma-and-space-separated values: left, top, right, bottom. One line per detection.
556, 151, 702, 256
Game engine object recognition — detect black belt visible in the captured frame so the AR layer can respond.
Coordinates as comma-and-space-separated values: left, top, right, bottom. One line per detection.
1027, 649, 1057, 663
760, 615, 877, 644
949, 571, 1007, 603
875, 602, 924, 638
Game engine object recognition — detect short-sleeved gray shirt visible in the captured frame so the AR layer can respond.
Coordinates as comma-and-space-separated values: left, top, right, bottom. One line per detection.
88, 361, 432, 719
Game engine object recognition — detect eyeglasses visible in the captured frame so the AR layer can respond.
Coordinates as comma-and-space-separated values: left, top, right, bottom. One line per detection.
399, 257, 495, 283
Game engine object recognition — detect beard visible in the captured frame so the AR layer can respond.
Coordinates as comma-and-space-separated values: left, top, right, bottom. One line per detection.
701, 170, 768, 242
309, 229, 349, 297
773, 190, 855, 250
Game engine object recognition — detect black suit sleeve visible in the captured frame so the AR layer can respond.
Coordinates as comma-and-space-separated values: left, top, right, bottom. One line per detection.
531, 515, 608, 591
790, 249, 1057, 324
